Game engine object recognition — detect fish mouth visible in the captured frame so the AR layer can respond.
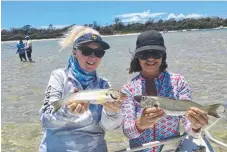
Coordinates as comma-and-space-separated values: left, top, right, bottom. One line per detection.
110, 93, 118, 100
108, 89, 126, 100
134, 96, 142, 103
108, 89, 120, 100
134, 96, 148, 103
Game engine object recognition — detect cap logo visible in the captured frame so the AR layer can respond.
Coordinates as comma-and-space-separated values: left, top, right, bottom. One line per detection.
92, 34, 97, 40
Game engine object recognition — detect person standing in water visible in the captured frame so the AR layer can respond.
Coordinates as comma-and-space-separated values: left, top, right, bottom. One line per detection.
39, 26, 123, 152
16, 38, 27, 62
25, 35, 33, 62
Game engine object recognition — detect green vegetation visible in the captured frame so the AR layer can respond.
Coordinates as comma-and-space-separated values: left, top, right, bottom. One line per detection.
1, 17, 227, 41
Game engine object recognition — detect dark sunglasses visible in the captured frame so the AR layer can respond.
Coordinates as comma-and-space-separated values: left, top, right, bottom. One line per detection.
136, 50, 165, 60
76, 46, 105, 58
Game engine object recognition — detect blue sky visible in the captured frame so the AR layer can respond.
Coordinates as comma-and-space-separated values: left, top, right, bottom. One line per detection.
2, 1, 227, 29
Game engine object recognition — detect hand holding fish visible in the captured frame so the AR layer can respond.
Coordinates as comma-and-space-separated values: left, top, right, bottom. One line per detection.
102, 101, 121, 113
67, 100, 89, 114
136, 107, 166, 132
186, 107, 209, 132
66, 88, 89, 114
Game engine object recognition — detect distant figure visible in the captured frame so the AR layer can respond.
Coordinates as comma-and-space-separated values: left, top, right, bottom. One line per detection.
16, 38, 27, 62
25, 35, 33, 62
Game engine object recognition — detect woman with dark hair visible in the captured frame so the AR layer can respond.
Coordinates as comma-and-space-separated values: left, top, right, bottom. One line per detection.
121, 30, 209, 152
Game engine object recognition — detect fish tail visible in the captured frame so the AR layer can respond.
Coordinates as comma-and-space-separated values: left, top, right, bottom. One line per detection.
206, 104, 222, 118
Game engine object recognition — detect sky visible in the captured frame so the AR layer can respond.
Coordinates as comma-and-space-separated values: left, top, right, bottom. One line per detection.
1, 1, 227, 29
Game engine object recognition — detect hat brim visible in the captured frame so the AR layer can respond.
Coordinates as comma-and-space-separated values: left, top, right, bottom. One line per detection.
77, 40, 110, 50
135, 45, 166, 53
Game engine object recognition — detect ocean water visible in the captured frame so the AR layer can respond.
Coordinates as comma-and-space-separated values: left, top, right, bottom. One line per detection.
1, 29, 227, 152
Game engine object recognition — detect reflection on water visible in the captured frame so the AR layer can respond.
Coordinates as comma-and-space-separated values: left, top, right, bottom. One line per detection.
1, 29, 227, 152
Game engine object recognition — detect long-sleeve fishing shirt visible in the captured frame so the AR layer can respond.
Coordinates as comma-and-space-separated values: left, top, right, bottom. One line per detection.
121, 71, 196, 152
39, 68, 122, 152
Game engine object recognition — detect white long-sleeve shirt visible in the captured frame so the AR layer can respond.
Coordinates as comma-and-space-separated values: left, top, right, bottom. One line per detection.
39, 68, 122, 152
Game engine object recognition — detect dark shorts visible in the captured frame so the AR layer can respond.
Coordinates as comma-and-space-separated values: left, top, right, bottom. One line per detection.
26, 48, 32, 58
19, 53, 27, 61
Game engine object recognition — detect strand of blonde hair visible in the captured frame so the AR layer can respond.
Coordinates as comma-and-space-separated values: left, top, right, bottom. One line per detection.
58, 25, 100, 52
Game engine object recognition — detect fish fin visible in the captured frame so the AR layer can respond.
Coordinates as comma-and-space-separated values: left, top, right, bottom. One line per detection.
94, 100, 107, 104
50, 100, 62, 114
206, 104, 222, 118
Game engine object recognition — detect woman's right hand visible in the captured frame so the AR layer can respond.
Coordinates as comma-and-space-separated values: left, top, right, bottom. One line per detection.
66, 88, 89, 114
136, 107, 165, 132
66, 101, 89, 114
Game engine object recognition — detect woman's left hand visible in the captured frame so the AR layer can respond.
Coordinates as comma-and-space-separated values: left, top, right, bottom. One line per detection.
102, 100, 122, 113
186, 107, 209, 131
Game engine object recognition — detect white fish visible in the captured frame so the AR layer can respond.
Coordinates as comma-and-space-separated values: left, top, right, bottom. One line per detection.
51, 88, 125, 114
134, 95, 227, 118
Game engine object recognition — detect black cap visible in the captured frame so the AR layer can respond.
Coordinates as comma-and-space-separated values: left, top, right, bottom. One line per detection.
73, 33, 110, 50
135, 30, 166, 53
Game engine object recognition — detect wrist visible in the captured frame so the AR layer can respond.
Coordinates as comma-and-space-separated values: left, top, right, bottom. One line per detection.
135, 118, 145, 133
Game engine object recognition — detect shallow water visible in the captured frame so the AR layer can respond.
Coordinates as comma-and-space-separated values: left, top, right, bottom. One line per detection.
1, 29, 227, 152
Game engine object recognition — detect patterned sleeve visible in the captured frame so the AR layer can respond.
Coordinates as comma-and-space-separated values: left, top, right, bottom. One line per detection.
177, 75, 191, 100
121, 83, 142, 139
177, 75, 200, 136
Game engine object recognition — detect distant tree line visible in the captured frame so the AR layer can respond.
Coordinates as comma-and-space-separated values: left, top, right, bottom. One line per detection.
1, 17, 227, 41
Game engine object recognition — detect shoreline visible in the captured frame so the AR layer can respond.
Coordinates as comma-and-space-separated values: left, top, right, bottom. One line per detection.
1, 33, 141, 43
1, 27, 227, 43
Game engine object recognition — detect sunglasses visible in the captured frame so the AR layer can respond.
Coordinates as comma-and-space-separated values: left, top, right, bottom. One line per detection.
76, 46, 105, 58
136, 50, 165, 60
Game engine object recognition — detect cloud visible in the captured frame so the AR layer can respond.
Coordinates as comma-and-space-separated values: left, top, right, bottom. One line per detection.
167, 13, 203, 20
116, 10, 204, 23
116, 10, 166, 23
121, 16, 143, 23
1, 28, 9, 30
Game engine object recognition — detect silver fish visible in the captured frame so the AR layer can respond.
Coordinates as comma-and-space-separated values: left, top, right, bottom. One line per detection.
51, 88, 125, 114
134, 96, 227, 118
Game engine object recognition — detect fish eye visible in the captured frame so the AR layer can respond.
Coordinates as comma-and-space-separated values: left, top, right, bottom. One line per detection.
142, 96, 146, 100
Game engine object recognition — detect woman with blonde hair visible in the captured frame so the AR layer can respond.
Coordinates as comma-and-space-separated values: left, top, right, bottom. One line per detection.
39, 26, 122, 152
